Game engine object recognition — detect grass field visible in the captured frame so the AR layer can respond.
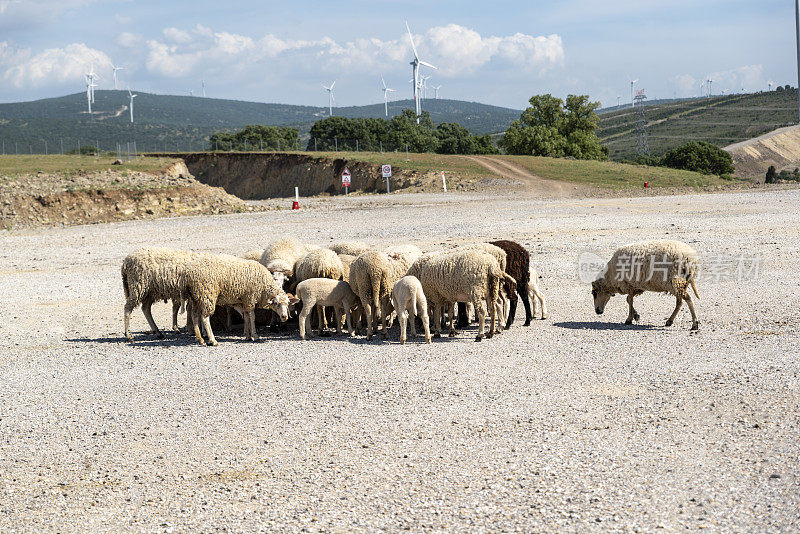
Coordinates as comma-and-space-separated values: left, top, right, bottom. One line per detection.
599, 90, 799, 160
303, 151, 736, 189
0, 154, 181, 177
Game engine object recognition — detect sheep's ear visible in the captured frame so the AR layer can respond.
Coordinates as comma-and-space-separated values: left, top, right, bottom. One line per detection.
288, 295, 301, 305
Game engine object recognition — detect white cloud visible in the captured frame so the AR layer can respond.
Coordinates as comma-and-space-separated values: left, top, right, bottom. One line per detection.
116, 32, 142, 48
0, 41, 111, 88
706, 65, 764, 93
673, 74, 697, 95
163, 27, 192, 44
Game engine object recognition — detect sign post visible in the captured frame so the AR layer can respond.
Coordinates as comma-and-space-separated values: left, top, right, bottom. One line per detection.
341, 167, 351, 194
441, 171, 447, 193
382, 164, 392, 194
292, 186, 299, 210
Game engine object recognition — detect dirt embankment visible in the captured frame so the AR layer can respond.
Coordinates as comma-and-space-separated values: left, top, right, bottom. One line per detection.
0, 161, 251, 229
176, 153, 431, 198
725, 125, 800, 180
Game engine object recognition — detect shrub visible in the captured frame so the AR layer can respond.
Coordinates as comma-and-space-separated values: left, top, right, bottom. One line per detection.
765, 165, 776, 184
661, 141, 734, 175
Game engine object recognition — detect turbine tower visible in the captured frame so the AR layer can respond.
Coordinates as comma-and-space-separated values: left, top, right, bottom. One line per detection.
111, 64, 124, 90
201, 80, 206, 97
405, 20, 437, 123
128, 89, 137, 123
707, 79, 713, 97
85, 76, 93, 114
323, 81, 335, 116
629, 77, 638, 108
421, 75, 432, 99
381, 76, 396, 116
432, 85, 442, 99
86, 64, 100, 103
617, 95, 621, 107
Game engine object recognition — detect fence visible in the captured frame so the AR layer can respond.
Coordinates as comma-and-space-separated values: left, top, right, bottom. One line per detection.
0, 136, 419, 158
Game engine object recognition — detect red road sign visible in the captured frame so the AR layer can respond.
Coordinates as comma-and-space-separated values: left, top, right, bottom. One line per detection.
342, 167, 351, 187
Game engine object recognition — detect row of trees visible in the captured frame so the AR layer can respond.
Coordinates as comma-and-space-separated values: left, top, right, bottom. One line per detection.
306, 110, 499, 154
209, 125, 299, 151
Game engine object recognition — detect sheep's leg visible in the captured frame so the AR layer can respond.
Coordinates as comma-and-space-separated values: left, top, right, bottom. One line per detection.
333, 305, 343, 335
124, 300, 136, 341
344, 304, 354, 337
475, 298, 487, 341
298, 301, 312, 340
399, 309, 408, 344
487, 295, 497, 339
408, 307, 417, 338
531, 283, 548, 319
141, 297, 164, 339
185, 301, 194, 331
419, 308, 431, 344
192, 308, 206, 346
448, 303, 457, 337
318, 306, 332, 337
432, 303, 442, 338
519, 281, 533, 326
504, 296, 518, 330
224, 307, 232, 332
666, 295, 683, 327
456, 302, 469, 328
172, 300, 181, 332
202, 315, 218, 346
362, 297, 374, 341
248, 310, 259, 341
625, 293, 640, 324
684, 293, 700, 330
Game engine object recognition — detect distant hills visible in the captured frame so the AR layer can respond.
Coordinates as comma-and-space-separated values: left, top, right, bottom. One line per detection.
598, 89, 800, 160
0, 91, 521, 154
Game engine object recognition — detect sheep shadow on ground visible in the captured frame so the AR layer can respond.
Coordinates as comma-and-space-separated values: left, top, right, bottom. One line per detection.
553, 321, 662, 331
66, 331, 200, 347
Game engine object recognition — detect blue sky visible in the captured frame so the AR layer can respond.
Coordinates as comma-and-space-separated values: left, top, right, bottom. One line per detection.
0, 0, 793, 109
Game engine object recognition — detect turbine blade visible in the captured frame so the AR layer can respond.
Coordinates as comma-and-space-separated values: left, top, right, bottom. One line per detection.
330, 80, 336, 89
419, 61, 438, 70
405, 20, 419, 60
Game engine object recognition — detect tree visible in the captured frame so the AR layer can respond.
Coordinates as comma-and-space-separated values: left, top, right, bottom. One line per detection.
499, 93, 606, 160
766, 165, 776, 183
435, 122, 476, 154
388, 110, 439, 153
210, 125, 298, 151
661, 141, 734, 175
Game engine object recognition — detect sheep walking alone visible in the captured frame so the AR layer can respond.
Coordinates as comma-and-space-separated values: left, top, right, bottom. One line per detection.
391, 275, 431, 344
121, 247, 202, 341
184, 254, 291, 346
591, 239, 701, 330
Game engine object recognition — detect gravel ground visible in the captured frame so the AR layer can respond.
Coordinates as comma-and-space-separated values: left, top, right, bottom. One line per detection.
1, 189, 799, 531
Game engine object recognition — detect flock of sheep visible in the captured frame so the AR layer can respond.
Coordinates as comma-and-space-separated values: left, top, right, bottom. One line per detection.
121, 236, 701, 346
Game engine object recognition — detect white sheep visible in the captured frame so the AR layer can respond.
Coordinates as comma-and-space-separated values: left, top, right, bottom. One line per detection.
241, 249, 265, 262
259, 236, 315, 277
385, 244, 423, 261
591, 239, 700, 330
184, 254, 291, 346
391, 275, 431, 344
121, 247, 202, 341
528, 267, 548, 319
338, 254, 357, 282
295, 278, 360, 340
349, 248, 420, 340
293, 248, 345, 286
408, 249, 515, 341
329, 241, 374, 257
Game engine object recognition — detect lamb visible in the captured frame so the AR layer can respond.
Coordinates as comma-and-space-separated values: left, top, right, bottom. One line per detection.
349, 248, 420, 340
293, 248, 345, 286
528, 267, 548, 319
329, 241, 374, 257
408, 249, 516, 341
490, 240, 534, 328
591, 239, 700, 330
184, 254, 292, 346
391, 275, 431, 344
121, 247, 203, 341
295, 278, 361, 340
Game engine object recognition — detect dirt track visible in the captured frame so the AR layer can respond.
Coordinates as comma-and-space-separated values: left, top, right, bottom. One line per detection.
465, 155, 585, 196
1, 189, 799, 531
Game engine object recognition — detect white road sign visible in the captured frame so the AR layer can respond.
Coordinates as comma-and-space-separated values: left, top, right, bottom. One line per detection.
381, 164, 392, 178
342, 167, 351, 187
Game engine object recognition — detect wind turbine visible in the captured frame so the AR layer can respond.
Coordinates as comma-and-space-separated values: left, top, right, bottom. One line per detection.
768, 81, 773, 91
86, 64, 100, 103
323, 81, 335, 116
381, 76, 396, 116
201, 80, 206, 97
111, 64, 124, 90
629, 77, 639, 108
616, 95, 621, 107
128, 88, 137, 123
421, 75, 432, 99
189, 89, 194, 96
707, 78, 713, 97
432, 84, 442, 99
700, 80, 705, 98
85, 76, 93, 114
406, 20, 437, 123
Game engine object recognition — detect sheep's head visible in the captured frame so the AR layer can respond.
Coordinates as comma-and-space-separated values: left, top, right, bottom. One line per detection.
591, 279, 613, 315
266, 292, 292, 322
270, 269, 291, 290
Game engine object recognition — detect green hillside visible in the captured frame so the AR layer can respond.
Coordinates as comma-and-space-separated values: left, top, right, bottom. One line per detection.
599, 89, 799, 160
0, 91, 520, 154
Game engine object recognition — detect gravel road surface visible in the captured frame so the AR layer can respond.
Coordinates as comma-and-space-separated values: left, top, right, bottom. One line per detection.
1, 189, 799, 531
